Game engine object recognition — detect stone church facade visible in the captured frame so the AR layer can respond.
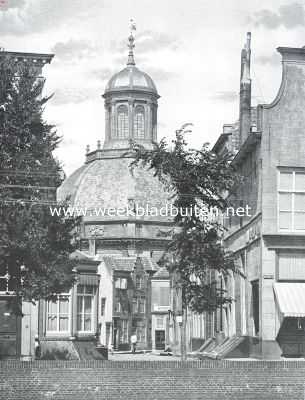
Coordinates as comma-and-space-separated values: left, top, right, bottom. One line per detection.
37, 32, 177, 356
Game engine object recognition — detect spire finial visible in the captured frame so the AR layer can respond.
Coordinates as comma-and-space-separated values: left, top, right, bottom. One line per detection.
127, 19, 136, 66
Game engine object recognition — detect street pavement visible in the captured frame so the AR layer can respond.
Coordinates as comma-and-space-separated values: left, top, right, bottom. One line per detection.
109, 351, 184, 361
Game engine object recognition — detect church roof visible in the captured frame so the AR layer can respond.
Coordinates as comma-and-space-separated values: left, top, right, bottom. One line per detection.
58, 156, 172, 222
105, 65, 158, 94
104, 29, 158, 95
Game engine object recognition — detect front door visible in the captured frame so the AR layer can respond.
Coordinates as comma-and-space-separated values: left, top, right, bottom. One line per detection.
0, 298, 17, 358
155, 329, 165, 350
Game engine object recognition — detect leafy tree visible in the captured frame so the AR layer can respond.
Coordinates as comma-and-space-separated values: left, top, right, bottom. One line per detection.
0, 56, 79, 312
130, 124, 238, 314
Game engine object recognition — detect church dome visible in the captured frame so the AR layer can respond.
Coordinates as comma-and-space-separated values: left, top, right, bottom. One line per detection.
105, 65, 157, 94
58, 156, 172, 223
58, 29, 171, 232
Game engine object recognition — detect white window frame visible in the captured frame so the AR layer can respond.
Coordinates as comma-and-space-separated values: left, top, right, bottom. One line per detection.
278, 169, 305, 232
76, 285, 95, 334
46, 293, 71, 334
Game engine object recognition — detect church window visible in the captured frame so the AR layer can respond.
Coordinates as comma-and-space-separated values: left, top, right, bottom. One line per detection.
117, 105, 129, 138
77, 285, 95, 332
47, 294, 70, 333
133, 105, 145, 139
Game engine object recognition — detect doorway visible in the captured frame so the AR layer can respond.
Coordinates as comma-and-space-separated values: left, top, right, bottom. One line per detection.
155, 329, 165, 350
0, 298, 18, 357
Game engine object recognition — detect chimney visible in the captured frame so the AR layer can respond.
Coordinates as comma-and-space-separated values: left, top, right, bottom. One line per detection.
239, 32, 252, 146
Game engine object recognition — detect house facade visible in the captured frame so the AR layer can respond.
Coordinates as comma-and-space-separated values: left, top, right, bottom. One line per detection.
212, 34, 305, 358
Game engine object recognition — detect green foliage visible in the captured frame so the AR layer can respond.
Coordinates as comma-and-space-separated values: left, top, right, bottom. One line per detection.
130, 124, 238, 313
0, 56, 79, 309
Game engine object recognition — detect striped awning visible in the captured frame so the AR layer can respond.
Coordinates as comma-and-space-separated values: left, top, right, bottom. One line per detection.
273, 283, 305, 318
77, 274, 100, 286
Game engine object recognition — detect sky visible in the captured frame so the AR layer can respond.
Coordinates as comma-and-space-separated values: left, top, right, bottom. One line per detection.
1, 0, 305, 176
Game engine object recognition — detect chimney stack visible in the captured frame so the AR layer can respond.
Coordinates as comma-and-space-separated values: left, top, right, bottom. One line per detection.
239, 32, 252, 146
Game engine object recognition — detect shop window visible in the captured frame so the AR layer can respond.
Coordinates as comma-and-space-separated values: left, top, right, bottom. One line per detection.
47, 294, 70, 333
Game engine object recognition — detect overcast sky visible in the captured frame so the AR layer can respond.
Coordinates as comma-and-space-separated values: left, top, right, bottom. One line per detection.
1, 0, 305, 175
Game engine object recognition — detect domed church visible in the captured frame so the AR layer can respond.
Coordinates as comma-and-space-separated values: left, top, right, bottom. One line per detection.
38, 30, 175, 355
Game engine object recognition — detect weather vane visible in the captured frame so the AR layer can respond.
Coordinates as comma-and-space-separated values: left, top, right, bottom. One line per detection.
127, 19, 137, 66
130, 19, 136, 36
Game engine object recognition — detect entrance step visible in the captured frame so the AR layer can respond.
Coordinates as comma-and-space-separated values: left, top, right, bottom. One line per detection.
197, 336, 248, 359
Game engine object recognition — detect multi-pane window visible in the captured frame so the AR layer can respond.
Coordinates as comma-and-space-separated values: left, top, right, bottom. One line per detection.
132, 297, 146, 313
0, 265, 16, 293
117, 105, 128, 138
136, 276, 144, 289
133, 105, 145, 139
77, 285, 94, 332
47, 295, 70, 333
114, 278, 127, 289
278, 170, 305, 231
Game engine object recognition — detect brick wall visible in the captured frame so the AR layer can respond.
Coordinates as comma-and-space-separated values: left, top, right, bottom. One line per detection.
1, 360, 305, 400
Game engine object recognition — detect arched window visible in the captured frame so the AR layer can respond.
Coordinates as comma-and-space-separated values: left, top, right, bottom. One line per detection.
133, 105, 145, 139
117, 105, 129, 138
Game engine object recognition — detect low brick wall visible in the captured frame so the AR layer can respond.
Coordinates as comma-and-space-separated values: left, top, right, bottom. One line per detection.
1, 360, 305, 400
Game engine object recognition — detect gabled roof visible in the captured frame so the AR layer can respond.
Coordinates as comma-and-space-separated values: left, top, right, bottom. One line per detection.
152, 266, 169, 279
70, 250, 99, 265
102, 255, 158, 272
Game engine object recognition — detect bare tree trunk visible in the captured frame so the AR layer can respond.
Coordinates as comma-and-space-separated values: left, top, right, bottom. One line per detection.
181, 299, 187, 361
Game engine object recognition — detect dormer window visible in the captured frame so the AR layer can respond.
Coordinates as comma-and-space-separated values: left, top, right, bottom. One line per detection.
117, 105, 129, 139
134, 105, 145, 139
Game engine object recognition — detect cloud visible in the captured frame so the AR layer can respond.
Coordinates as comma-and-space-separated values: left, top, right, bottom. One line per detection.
88, 67, 114, 82
51, 39, 98, 61
144, 66, 174, 82
251, 2, 305, 29
0, 0, 102, 35
0, 0, 25, 11
51, 87, 99, 106
256, 52, 281, 66
210, 91, 238, 103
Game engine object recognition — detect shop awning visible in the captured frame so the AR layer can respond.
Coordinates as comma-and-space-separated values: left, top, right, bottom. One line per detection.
77, 274, 100, 286
273, 283, 305, 318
